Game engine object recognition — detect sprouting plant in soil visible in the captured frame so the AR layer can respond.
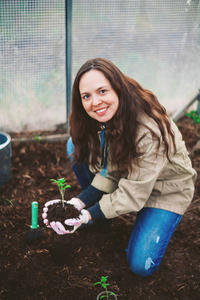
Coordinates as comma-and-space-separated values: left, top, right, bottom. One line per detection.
94, 276, 115, 299
3, 198, 13, 206
35, 134, 43, 141
50, 178, 71, 207
186, 110, 200, 125
48, 178, 79, 230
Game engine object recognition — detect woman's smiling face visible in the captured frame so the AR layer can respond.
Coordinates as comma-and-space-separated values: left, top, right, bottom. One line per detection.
79, 69, 119, 123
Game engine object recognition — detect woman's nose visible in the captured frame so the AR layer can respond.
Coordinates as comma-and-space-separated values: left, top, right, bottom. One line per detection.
92, 95, 102, 106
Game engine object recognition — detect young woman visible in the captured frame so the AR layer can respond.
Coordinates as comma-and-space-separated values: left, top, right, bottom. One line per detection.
43, 58, 196, 277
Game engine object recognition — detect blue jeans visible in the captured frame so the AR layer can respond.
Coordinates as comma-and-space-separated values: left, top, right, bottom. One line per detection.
67, 137, 182, 277
126, 207, 182, 277
67, 137, 94, 189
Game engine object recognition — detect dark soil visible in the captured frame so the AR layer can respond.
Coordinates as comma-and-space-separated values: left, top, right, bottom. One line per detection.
0, 117, 200, 300
47, 201, 80, 231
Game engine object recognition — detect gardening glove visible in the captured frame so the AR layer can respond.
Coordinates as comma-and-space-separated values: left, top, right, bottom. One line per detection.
67, 197, 86, 211
42, 198, 85, 227
42, 199, 61, 227
50, 209, 91, 235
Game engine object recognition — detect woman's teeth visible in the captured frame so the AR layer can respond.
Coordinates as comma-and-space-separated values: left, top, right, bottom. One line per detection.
96, 108, 107, 113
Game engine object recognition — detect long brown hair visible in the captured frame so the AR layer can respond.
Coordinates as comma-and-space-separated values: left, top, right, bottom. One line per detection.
69, 57, 175, 172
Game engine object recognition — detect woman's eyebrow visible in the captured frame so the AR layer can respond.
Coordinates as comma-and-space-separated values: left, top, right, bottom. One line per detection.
80, 85, 109, 95
96, 85, 109, 91
80, 91, 88, 95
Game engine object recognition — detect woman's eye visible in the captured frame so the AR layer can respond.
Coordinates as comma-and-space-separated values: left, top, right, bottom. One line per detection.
83, 94, 89, 100
100, 89, 106, 94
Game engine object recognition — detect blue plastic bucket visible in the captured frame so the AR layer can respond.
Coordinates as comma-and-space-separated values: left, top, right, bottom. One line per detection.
0, 132, 12, 187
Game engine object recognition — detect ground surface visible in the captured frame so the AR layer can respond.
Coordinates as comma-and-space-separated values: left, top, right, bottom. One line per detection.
0, 117, 200, 300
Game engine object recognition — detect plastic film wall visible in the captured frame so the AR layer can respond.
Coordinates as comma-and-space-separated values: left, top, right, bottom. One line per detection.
1, 0, 200, 132
0, 0, 66, 132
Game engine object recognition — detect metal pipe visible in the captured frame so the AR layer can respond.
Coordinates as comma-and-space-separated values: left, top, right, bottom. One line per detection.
65, 0, 72, 131
171, 90, 200, 122
11, 133, 70, 143
196, 91, 200, 116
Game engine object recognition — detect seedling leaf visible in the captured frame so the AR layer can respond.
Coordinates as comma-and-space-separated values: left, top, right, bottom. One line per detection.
94, 276, 115, 300
50, 178, 71, 207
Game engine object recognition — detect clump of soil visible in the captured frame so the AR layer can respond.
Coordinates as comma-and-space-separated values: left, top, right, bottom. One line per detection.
0, 116, 200, 299
47, 201, 80, 231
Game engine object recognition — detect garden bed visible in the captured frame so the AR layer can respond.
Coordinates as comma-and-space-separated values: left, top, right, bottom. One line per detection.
0, 117, 200, 299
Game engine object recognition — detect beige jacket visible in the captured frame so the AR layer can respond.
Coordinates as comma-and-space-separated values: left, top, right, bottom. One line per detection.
90, 115, 197, 218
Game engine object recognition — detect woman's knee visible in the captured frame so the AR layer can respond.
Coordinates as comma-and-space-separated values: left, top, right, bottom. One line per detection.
127, 250, 160, 277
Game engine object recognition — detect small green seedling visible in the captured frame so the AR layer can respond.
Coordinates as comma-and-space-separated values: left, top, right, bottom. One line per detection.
186, 110, 200, 125
50, 178, 71, 207
94, 276, 115, 299
3, 198, 13, 206
35, 134, 43, 141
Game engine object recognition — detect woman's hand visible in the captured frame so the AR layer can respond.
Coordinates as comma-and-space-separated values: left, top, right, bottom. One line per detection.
50, 209, 91, 235
42, 199, 61, 227
42, 198, 86, 227
67, 197, 86, 210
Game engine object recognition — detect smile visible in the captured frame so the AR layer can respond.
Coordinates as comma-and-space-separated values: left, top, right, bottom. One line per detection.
95, 107, 108, 114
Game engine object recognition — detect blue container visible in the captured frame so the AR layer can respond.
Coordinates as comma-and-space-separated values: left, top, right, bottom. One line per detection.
0, 132, 12, 187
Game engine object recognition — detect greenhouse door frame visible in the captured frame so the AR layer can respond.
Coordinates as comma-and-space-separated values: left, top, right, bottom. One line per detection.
65, 0, 72, 131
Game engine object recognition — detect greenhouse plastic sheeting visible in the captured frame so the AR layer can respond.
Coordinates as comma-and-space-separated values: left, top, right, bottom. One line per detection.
0, 0, 66, 132
1, 0, 200, 132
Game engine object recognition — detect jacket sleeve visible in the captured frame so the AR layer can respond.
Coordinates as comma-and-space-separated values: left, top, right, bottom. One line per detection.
99, 132, 169, 219
77, 184, 107, 208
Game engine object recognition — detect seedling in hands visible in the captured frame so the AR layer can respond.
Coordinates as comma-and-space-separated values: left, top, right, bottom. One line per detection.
94, 276, 115, 299
50, 178, 71, 207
